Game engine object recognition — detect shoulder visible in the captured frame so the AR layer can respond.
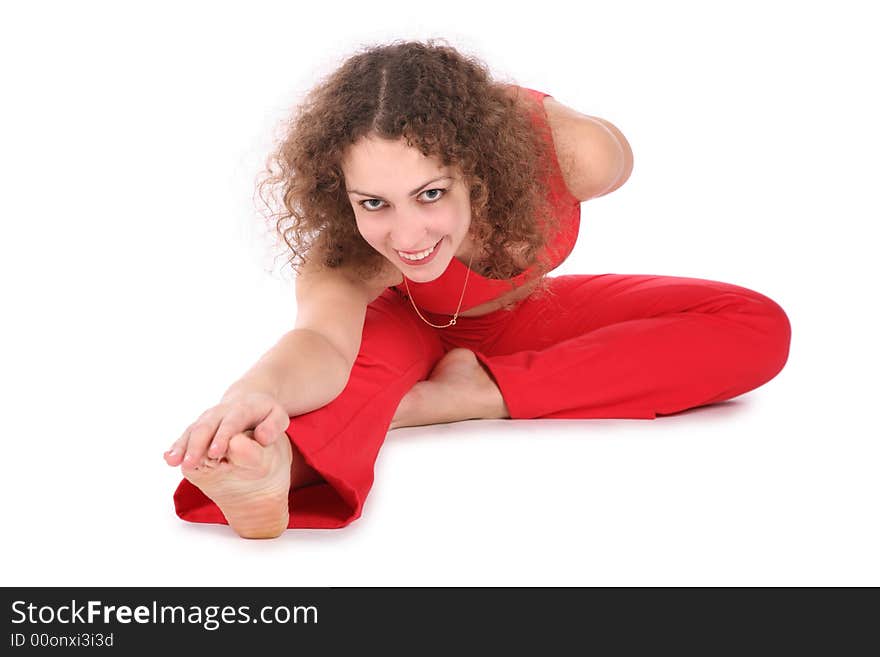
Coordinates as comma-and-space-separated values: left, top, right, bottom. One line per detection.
501, 85, 613, 201
344, 255, 403, 294
299, 237, 403, 302
372, 258, 404, 289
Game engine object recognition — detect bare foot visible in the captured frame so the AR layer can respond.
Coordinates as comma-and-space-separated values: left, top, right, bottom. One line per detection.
181, 430, 291, 539
390, 348, 509, 430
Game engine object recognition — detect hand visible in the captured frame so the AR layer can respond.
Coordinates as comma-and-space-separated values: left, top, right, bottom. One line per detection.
163, 392, 290, 469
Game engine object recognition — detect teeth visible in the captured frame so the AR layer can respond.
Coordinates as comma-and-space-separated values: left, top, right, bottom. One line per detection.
398, 243, 437, 261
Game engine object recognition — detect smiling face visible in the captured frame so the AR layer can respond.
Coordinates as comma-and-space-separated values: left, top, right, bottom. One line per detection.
341, 135, 472, 283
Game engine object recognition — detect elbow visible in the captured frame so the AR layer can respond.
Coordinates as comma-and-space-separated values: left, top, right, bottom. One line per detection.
595, 118, 634, 196
615, 128, 634, 188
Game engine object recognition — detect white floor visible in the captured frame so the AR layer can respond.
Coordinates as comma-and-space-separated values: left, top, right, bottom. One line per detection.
7, 284, 876, 587
3, 2, 877, 587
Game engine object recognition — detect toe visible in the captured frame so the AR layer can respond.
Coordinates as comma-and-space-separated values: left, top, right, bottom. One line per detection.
227, 433, 265, 469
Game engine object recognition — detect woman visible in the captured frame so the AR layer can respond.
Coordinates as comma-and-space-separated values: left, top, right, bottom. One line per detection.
164, 39, 791, 538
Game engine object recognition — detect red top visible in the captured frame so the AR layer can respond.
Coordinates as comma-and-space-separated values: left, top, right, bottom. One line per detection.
390, 86, 582, 314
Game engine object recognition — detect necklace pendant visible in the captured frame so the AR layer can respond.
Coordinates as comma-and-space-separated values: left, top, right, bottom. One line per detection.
401, 245, 474, 330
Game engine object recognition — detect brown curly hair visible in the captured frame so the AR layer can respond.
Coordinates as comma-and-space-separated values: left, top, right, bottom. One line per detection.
257, 38, 563, 295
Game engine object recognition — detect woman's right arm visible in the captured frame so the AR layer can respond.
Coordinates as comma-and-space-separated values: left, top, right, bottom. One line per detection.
165, 255, 399, 468
222, 260, 385, 416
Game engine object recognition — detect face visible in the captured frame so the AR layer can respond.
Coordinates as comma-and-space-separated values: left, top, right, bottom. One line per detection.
342, 135, 472, 282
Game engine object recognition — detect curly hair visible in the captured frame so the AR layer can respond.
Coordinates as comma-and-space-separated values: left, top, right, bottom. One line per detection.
257, 38, 564, 296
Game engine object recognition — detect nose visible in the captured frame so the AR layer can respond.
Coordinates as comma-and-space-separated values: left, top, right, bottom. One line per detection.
390, 216, 431, 251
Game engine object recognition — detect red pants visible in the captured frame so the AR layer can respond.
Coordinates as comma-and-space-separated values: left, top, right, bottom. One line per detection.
174, 273, 791, 529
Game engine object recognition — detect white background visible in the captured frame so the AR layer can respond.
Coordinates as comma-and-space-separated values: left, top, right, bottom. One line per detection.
2, 0, 877, 586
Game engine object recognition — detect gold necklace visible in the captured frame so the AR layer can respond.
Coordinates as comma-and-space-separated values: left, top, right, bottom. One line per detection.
402, 245, 477, 328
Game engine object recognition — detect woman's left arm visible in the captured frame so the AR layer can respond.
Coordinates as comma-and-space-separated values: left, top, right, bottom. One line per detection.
544, 97, 634, 201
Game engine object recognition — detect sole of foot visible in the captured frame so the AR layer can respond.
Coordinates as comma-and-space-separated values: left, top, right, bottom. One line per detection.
181, 430, 291, 539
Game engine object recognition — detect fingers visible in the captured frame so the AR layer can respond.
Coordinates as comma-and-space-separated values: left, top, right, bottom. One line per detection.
207, 399, 271, 458
164, 407, 222, 469
180, 417, 222, 469
252, 403, 290, 446
164, 429, 193, 466
164, 394, 291, 469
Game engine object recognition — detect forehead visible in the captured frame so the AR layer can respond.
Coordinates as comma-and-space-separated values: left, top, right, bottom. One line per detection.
342, 136, 445, 179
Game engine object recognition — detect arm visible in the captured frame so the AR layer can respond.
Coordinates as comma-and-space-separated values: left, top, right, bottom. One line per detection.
585, 115, 634, 197
220, 328, 351, 417
220, 248, 393, 417
543, 96, 634, 201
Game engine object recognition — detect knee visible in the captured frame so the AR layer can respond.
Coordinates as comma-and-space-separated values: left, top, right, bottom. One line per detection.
747, 293, 792, 382
711, 281, 792, 384
767, 300, 792, 377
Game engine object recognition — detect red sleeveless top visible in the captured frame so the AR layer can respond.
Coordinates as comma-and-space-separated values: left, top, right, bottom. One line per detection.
390, 86, 582, 315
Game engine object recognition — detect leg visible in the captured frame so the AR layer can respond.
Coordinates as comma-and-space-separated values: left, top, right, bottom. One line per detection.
463, 274, 791, 419
173, 288, 446, 530
290, 439, 325, 488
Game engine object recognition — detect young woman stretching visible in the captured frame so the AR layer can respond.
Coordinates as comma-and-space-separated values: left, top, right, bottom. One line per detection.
163, 40, 791, 539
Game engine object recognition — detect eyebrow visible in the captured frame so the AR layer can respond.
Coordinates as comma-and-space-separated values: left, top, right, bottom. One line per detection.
346, 176, 453, 199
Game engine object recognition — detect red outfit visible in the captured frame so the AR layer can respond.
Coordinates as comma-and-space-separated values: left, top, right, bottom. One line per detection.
173, 87, 791, 530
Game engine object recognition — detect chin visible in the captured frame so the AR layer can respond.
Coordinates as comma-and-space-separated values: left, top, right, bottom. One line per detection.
396, 257, 448, 283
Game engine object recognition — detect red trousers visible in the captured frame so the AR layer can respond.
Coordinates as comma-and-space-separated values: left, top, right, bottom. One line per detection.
174, 273, 791, 529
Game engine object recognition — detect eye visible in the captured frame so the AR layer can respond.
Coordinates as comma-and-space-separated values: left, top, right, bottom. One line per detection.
357, 188, 447, 212
360, 199, 384, 211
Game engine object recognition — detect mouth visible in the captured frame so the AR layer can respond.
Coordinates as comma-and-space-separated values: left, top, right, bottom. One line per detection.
396, 238, 442, 265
